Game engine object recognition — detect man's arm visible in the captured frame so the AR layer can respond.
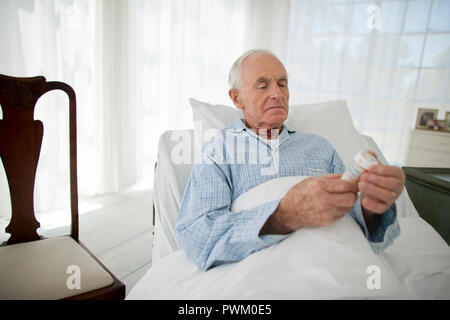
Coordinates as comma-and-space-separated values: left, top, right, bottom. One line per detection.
175, 160, 288, 271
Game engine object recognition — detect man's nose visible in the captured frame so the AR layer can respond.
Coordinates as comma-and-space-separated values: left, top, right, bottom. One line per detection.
269, 83, 282, 100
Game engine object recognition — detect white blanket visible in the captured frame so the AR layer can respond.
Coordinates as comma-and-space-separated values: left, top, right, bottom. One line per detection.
129, 177, 450, 300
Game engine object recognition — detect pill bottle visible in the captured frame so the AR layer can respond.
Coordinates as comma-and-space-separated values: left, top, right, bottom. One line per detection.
341, 150, 378, 182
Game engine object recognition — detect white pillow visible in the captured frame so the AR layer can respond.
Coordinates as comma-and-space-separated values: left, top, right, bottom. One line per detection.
189, 97, 371, 168
190, 97, 243, 132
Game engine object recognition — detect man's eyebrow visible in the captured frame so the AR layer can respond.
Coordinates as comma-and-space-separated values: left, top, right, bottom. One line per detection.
256, 77, 270, 84
255, 76, 288, 84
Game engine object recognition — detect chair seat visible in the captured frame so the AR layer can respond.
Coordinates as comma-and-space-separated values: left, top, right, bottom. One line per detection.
0, 236, 114, 300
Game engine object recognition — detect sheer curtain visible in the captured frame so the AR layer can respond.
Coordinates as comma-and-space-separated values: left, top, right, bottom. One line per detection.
0, 0, 103, 218
0, 0, 449, 220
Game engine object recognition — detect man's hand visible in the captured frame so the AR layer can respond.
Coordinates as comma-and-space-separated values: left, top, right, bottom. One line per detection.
259, 174, 358, 235
358, 164, 405, 215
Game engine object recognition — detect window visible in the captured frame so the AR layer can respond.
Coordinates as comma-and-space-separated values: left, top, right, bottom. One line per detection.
286, 0, 450, 165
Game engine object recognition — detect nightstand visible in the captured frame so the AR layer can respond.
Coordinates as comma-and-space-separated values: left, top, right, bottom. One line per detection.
403, 167, 450, 245
405, 129, 450, 168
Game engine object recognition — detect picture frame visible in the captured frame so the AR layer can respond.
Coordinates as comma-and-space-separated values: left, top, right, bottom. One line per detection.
427, 119, 446, 131
416, 108, 438, 130
446, 112, 450, 132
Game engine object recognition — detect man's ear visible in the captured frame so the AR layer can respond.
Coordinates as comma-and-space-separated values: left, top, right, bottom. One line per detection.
229, 88, 244, 110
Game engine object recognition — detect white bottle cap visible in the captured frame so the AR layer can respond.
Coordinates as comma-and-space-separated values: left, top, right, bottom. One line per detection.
354, 150, 378, 171
341, 150, 378, 181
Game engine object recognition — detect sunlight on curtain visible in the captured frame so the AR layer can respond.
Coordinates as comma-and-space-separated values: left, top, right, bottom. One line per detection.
285, 0, 450, 165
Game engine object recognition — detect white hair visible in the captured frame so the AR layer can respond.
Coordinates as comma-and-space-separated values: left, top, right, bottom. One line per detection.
228, 49, 282, 89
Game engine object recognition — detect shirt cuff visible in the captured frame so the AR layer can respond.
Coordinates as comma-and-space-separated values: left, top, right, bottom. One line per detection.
351, 196, 400, 254
240, 199, 290, 250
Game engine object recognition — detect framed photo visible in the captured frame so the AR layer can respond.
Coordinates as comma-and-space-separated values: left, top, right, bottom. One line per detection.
446, 112, 450, 132
427, 119, 446, 131
416, 108, 438, 130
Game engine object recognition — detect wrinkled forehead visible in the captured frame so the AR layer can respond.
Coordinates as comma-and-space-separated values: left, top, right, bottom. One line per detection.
241, 53, 287, 85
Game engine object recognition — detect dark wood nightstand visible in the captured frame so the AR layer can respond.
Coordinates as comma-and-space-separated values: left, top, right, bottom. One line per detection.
403, 167, 450, 245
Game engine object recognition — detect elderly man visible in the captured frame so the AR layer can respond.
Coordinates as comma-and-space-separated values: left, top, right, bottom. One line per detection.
176, 49, 404, 271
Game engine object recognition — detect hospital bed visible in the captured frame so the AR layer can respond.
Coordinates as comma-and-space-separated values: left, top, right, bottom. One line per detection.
128, 99, 450, 299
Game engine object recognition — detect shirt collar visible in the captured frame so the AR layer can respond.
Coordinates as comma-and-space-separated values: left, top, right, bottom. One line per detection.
227, 118, 296, 134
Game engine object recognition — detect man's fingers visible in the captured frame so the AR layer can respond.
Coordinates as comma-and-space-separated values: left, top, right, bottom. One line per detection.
360, 172, 402, 193
367, 164, 404, 180
320, 173, 343, 179
361, 195, 389, 214
358, 180, 397, 204
320, 178, 358, 193
327, 192, 357, 209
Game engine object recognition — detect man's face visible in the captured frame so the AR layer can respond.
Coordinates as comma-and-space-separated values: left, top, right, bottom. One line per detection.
229, 53, 289, 130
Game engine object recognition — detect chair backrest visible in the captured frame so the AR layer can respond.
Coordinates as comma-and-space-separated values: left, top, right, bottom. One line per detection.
0, 74, 78, 245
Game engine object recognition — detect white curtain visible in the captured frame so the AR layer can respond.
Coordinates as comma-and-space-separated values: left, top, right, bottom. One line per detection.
0, 0, 101, 218
1, 0, 449, 219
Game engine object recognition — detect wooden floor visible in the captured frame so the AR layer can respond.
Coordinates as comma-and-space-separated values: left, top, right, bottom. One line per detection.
0, 187, 154, 297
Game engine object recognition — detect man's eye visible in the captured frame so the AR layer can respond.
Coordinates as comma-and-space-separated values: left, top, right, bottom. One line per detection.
258, 84, 267, 89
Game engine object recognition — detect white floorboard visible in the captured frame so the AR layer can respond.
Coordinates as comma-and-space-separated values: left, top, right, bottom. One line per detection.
98, 230, 153, 290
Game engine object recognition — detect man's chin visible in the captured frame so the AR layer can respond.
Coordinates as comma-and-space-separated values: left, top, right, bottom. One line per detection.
265, 112, 287, 125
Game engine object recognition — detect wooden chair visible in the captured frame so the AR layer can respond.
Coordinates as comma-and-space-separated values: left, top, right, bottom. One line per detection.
0, 74, 125, 300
